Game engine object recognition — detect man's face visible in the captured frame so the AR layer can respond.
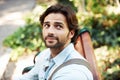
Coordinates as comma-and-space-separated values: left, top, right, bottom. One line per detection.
42, 13, 74, 48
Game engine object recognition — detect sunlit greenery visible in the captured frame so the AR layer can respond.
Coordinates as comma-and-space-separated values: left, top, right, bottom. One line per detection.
3, 12, 46, 61
3, 0, 120, 79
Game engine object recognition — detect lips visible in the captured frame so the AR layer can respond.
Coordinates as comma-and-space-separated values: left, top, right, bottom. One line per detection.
46, 37, 55, 40
45, 37, 57, 42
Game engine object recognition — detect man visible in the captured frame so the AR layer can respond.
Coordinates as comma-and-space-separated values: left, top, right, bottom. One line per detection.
17, 4, 93, 80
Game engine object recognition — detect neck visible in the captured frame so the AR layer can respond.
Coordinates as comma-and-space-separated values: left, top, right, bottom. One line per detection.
50, 48, 62, 58
50, 43, 70, 58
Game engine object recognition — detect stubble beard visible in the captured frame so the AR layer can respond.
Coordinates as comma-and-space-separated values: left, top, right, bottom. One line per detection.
43, 32, 70, 49
44, 38, 65, 49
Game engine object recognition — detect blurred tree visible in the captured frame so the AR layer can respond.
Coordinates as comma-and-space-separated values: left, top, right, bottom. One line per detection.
3, 0, 120, 79
57, 0, 77, 12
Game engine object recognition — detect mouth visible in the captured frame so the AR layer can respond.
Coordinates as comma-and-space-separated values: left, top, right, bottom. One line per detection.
45, 37, 57, 42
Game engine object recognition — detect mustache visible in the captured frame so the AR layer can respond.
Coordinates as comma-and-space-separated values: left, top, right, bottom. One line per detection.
45, 34, 58, 40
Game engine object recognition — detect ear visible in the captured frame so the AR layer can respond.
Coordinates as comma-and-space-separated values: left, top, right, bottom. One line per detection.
69, 30, 75, 39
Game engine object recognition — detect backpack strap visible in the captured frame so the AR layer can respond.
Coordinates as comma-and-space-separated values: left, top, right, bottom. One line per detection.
48, 58, 92, 80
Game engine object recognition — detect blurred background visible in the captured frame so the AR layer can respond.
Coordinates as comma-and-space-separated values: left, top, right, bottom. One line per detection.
0, 0, 120, 80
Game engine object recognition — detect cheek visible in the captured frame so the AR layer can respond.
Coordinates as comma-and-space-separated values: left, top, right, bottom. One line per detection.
57, 31, 69, 38
42, 29, 46, 38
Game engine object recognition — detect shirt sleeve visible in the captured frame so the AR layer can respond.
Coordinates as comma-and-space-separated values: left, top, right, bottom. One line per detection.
14, 49, 50, 80
14, 52, 44, 80
52, 64, 93, 80
15, 66, 39, 80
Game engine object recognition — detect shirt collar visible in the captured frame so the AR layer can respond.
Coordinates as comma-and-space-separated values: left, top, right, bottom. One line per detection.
51, 43, 75, 66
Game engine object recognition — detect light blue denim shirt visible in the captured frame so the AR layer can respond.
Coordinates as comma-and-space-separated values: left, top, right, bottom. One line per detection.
17, 43, 93, 80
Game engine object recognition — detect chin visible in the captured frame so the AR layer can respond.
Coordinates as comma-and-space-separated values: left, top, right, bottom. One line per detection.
46, 46, 56, 48
45, 41, 64, 48
45, 44, 56, 48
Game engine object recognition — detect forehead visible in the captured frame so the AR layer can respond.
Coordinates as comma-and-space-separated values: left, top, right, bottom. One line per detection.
44, 13, 67, 23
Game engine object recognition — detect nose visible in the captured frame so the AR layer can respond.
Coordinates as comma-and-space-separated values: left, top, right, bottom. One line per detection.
47, 26, 55, 34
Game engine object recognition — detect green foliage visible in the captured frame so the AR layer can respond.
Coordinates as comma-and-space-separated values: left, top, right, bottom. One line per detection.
77, 0, 120, 79
3, 23, 44, 51
86, 0, 106, 13
95, 46, 120, 80
85, 0, 119, 13
80, 13, 120, 48
3, 15, 45, 61
57, 0, 77, 12
104, 70, 120, 80
104, 58, 120, 80
3, 0, 120, 79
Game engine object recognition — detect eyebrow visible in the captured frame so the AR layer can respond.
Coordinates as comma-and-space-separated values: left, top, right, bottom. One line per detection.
43, 21, 64, 26
43, 21, 49, 24
54, 22, 64, 26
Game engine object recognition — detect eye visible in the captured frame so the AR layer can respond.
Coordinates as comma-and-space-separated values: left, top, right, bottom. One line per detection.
55, 25, 63, 30
43, 23, 50, 28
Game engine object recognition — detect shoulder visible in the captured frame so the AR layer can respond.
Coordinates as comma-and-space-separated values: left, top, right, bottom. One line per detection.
52, 64, 93, 80
35, 48, 50, 62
